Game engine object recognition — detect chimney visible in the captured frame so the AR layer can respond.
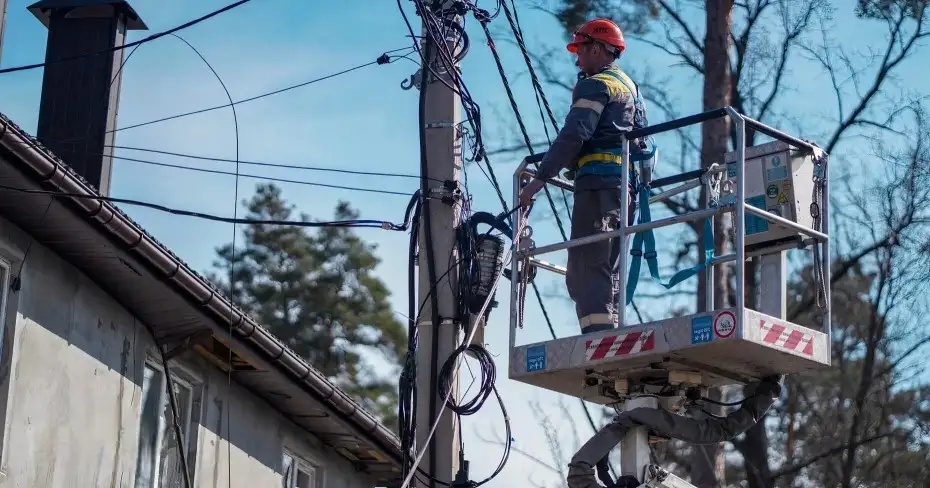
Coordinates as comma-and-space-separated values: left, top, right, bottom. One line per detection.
28, 0, 147, 196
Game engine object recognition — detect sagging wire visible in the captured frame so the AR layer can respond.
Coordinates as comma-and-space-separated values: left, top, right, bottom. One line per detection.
0, 184, 424, 230
102, 145, 442, 182
17, 48, 415, 151
0, 0, 257, 75
98, 154, 418, 196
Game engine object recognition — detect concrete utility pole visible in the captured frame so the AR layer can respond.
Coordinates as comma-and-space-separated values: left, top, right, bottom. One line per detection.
414, 1, 463, 487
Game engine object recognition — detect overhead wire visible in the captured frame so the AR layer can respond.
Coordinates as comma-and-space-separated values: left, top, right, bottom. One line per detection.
11, 48, 415, 152
0, 0, 257, 75
158, 32, 241, 488
110, 48, 414, 135
103, 154, 417, 196
104, 145, 438, 181
0, 184, 423, 230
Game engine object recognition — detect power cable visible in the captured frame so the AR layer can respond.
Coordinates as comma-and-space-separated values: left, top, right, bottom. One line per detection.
474, 15, 569, 237
105, 153, 417, 196
12, 48, 414, 151
105, 145, 436, 181
0, 184, 421, 230
400, 214, 523, 488
163, 32, 241, 488
0, 0, 256, 75
111, 48, 413, 135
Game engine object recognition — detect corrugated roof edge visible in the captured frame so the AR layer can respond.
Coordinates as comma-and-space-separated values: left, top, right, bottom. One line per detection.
0, 112, 404, 469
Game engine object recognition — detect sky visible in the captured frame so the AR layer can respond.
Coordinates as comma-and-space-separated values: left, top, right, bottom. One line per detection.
0, 0, 926, 487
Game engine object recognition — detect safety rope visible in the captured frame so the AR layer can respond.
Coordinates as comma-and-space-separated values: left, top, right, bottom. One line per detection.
624, 162, 721, 305
810, 146, 828, 308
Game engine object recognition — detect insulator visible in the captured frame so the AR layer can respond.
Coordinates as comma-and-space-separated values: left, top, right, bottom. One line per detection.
468, 234, 504, 314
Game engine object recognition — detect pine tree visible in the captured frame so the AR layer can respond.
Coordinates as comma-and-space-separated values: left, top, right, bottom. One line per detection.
209, 183, 406, 429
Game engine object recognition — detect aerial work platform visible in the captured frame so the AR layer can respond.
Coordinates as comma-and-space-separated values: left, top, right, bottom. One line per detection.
510, 307, 830, 405
507, 107, 832, 403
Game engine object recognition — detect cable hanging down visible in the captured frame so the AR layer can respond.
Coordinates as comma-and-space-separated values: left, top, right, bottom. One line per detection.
395, 2, 516, 487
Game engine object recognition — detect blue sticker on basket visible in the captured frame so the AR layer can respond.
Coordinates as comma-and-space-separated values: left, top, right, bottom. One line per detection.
526, 345, 546, 372
691, 315, 713, 344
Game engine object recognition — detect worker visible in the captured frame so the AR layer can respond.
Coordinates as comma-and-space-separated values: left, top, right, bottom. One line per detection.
518, 18, 647, 334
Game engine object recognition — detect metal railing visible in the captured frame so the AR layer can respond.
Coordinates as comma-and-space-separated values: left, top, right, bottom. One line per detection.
509, 106, 831, 352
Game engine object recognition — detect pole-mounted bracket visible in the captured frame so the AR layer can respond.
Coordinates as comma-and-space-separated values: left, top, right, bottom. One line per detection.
401, 68, 423, 91
429, 180, 463, 206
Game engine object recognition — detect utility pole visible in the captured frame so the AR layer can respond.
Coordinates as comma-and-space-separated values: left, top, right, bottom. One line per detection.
414, 1, 463, 487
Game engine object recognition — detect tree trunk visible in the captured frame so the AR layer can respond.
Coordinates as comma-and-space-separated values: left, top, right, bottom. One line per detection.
692, 0, 733, 485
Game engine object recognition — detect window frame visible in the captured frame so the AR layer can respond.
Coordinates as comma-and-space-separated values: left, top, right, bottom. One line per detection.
282, 448, 322, 488
0, 255, 14, 477
136, 354, 204, 488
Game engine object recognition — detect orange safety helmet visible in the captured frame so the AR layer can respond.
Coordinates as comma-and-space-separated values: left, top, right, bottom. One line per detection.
566, 18, 626, 54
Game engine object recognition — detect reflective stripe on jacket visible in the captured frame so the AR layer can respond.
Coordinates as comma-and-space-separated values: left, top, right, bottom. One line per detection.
535, 63, 641, 191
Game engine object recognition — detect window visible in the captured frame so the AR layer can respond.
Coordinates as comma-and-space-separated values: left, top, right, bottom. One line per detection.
282, 451, 317, 488
135, 361, 201, 488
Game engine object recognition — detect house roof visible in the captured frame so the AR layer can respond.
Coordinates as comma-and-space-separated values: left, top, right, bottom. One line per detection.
0, 112, 403, 486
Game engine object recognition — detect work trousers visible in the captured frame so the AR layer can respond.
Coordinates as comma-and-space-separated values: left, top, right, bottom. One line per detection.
566, 185, 636, 334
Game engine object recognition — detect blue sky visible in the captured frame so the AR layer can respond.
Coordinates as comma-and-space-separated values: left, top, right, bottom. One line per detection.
0, 0, 926, 486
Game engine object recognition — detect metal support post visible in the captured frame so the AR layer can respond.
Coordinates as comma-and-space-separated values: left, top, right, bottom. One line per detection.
415, 3, 462, 486
619, 396, 658, 481
618, 138, 631, 328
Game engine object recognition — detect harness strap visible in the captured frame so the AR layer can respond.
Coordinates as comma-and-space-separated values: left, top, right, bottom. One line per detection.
598, 70, 657, 162
625, 184, 715, 305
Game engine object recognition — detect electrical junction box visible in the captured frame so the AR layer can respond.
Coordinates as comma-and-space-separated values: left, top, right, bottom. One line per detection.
717, 140, 818, 248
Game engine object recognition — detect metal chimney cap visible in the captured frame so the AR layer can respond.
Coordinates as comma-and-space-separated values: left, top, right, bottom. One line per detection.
28, 0, 148, 30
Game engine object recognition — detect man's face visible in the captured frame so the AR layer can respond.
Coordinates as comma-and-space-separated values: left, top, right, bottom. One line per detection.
574, 42, 603, 75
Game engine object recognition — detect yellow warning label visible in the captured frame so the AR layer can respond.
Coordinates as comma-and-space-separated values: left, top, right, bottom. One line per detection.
777, 193, 789, 204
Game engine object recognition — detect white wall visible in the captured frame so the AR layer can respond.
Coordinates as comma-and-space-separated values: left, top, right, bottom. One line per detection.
0, 215, 375, 488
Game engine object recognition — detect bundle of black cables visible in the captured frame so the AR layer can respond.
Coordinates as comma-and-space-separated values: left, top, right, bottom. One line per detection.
437, 342, 511, 487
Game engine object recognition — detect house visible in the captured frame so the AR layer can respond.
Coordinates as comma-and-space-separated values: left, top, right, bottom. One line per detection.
0, 1, 404, 487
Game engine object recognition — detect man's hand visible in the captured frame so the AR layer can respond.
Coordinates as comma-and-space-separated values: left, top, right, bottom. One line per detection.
518, 178, 546, 207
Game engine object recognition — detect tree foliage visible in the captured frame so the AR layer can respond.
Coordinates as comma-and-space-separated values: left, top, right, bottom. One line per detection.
209, 183, 406, 428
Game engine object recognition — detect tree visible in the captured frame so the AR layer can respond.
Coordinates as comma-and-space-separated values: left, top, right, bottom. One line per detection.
208, 183, 407, 429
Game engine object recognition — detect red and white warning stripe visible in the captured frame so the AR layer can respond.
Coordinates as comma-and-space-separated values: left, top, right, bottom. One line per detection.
760, 319, 813, 356
584, 330, 655, 361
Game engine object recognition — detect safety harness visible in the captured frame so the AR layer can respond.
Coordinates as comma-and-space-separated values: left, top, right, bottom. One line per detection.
624, 183, 716, 305
562, 65, 718, 303
564, 67, 655, 182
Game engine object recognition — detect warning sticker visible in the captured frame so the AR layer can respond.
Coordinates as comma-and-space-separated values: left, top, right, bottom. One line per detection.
766, 185, 778, 198
713, 311, 737, 339
777, 193, 789, 204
